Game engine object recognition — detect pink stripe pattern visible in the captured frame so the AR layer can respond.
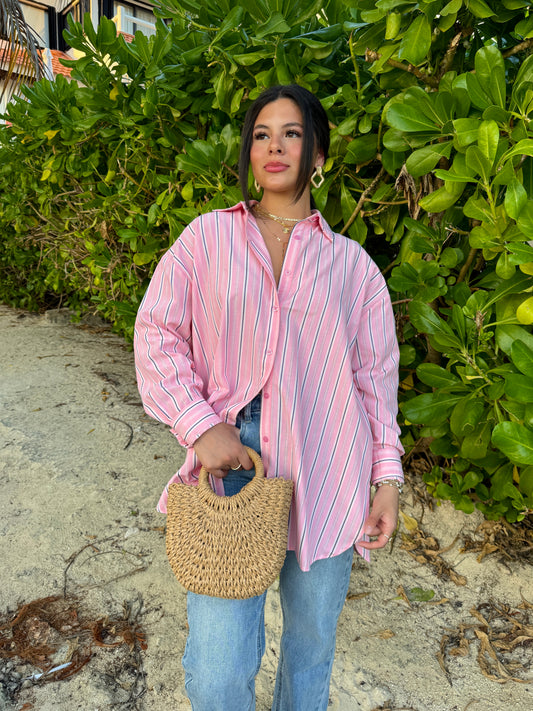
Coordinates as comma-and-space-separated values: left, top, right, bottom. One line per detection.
134, 202, 404, 570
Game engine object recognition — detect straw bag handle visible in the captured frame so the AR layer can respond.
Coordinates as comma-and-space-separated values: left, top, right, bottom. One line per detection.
197, 447, 265, 506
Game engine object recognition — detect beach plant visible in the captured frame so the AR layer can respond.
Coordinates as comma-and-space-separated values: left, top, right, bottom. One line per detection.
0, 0, 533, 522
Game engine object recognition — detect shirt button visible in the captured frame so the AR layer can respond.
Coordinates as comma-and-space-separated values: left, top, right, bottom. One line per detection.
286, 270, 292, 276
293, 235, 301, 241
266, 349, 273, 355
263, 436, 269, 443
273, 305, 279, 312
263, 392, 270, 399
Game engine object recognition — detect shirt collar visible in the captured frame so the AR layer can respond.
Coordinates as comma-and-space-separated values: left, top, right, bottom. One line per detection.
217, 201, 334, 242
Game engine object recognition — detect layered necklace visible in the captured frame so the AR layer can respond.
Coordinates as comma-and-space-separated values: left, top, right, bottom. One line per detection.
253, 203, 310, 261
253, 203, 302, 235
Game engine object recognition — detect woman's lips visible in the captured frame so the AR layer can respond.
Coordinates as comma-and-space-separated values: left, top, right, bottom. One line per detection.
264, 162, 289, 172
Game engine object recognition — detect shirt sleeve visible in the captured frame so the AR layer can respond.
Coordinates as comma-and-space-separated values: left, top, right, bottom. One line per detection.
352, 262, 404, 483
133, 221, 222, 447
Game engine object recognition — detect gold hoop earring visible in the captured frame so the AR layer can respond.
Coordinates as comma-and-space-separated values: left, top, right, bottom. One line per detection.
254, 179, 261, 193
311, 165, 324, 189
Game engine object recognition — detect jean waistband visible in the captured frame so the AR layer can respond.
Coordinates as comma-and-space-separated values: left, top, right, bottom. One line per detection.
236, 392, 262, 424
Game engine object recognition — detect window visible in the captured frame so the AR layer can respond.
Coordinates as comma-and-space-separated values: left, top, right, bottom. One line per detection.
57, 0, 89, 51
61, 0, 89, 27
113, 2, 156, 38
20, 2, 50, 48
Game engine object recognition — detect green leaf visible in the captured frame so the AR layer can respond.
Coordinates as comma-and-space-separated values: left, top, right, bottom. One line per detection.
520, 466, 533, 498
255, 12, 290, 39
402, 392, 464, 425
409, 301, 461, 348
441, 0, 462, 15
416, 363, 463, 389
233, 51, 268, 66
433, 169, 472, 184
344, 135, 378, 164
398, 15, 432, 65
475, 47, 505, 108
501, 139, 533, 162
516, 201, 533, 235
492, 422, 533, 464
465, 73, 492, 110
482, 105, 511, 124
406, 587, 435, 602
419, 186, 462, 212
211, 5, 245, 45
464, 194, 494, 223
496, 325, 533, 357
478, 120, 499, 166
405, 143, 453, 179
466, 0, 496, 18
453, 118, 480, 147
504, 374, 533, 403
485, 271, 533, 310
509, 243, 533, 265
340, 181, 357, 225
466, 145, 492, 183
514, 53, 533, 89
461, 421, 492, 460
386, 104, 441, 133
399, 344, 417, 366
505, 179, 528, 221
96, 15, 118, 46
274, 42, 292, 84
511, 340, 533, 379
133, 252, 155, 266
450, 399, 486, 437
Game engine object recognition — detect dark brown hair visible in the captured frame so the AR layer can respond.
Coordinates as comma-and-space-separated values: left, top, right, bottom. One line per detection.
239, 84, 330, 204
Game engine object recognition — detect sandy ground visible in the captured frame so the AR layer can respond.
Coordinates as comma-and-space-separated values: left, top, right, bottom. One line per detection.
0, 303, 532, 711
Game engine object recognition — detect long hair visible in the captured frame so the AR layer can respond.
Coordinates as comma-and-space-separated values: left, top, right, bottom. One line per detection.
239, 84, 330, 204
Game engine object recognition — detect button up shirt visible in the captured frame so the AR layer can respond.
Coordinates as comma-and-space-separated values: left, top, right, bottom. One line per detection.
134, 202, 403, 570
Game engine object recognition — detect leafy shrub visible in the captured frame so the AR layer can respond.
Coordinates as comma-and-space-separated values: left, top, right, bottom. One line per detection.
1, 0, 533, 521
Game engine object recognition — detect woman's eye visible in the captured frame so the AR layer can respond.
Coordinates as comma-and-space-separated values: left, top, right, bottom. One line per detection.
253, 132, 268, 140
286, 130, 302, 138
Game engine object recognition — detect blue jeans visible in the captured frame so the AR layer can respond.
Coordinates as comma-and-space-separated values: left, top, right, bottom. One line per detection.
182, 395, 354, 710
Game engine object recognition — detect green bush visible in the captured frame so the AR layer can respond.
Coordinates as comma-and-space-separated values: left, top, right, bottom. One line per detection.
1, 0, 533, 521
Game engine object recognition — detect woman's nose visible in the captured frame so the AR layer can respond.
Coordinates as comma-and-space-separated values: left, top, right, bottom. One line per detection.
269, 137, 283, 153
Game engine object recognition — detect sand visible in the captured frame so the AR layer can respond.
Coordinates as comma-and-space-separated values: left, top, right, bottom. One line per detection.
0, 303, 531, 711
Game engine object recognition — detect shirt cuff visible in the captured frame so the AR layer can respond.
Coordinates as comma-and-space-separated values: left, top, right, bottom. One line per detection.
170, 401, 223, 448
371, 446, 404, 484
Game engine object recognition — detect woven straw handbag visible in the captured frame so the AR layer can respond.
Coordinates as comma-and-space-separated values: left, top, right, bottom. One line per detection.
166, 447, 293, 599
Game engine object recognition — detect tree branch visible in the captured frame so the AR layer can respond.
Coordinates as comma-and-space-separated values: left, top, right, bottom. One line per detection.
365, 50, 439, 88
437, 30, 464, 79
457, 248, 478, 284
340, 167, 385, 235
503, 38, 533, 58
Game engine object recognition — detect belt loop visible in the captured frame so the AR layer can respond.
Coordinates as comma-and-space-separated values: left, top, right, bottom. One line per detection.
243, 400, 252, 423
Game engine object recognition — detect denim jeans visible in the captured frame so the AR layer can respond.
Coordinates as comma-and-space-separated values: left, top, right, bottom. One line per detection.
182, 394, 354, 710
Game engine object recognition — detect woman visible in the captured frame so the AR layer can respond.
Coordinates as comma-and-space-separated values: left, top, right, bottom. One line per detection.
134, 84, 404, 710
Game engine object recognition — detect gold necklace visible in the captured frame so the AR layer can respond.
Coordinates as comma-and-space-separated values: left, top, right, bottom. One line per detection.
253, 204, 302, 234
255, 213, 291, 260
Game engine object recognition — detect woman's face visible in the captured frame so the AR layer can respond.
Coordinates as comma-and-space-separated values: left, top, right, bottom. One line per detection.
249, 98, 307, 198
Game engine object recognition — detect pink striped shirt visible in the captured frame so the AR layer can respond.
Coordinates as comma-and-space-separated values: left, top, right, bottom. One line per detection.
134, 202, 404, 570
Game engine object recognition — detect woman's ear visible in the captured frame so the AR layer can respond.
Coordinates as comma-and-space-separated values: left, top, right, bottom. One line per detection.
315, 151, 325, 168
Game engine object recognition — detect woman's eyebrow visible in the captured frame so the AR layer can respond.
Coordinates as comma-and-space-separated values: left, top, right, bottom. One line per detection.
254, 122, 304, 130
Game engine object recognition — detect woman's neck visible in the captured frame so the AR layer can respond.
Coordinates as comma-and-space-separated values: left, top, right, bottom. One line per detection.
258, 190, 312, 220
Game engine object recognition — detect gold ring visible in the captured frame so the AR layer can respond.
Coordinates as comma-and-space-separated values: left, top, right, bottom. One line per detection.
230, 464, 242, 470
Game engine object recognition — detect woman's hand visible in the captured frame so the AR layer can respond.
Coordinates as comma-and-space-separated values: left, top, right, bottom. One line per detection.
358, 484, 400, 550
193, 423, 254, 478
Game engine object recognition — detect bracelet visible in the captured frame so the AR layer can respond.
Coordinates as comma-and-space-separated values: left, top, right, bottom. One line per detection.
374, 479, 403, 494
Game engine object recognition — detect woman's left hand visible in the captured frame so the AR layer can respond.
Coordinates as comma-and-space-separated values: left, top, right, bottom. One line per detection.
357, 485, 400, 550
